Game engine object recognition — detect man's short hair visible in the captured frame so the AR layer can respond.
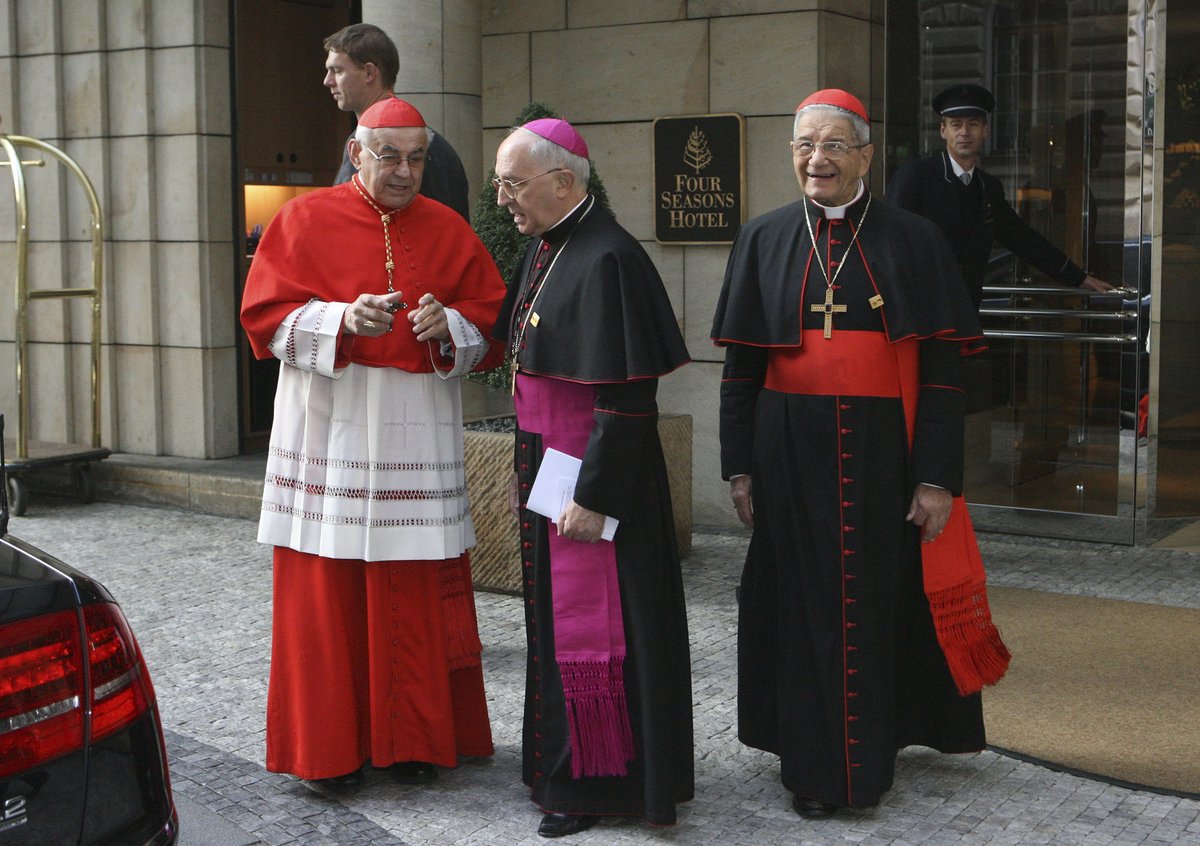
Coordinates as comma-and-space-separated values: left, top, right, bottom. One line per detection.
324, 23, 399, 91
511, 127, 591, 188
793, 105, 870, 146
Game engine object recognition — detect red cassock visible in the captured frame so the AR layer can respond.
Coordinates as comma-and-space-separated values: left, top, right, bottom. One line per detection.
241, 184, 505, 779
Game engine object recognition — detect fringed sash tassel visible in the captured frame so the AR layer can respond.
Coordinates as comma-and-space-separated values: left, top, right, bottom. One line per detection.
922, 497, 1011, 696
560, 657, 636, 778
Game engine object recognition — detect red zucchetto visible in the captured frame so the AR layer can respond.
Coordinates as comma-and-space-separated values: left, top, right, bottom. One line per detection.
795, 89, 869, 123
358, 97, 426, 129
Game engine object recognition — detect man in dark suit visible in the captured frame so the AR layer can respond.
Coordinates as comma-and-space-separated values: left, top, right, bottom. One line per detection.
322, 23, 471, 222
886, 83, 1112, 309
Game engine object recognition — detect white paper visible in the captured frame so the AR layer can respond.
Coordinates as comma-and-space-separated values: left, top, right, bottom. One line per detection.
526, 448, 619, 541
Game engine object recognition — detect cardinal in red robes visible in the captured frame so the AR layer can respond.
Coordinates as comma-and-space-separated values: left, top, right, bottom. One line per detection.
240, 97, 505, 794
711, 90, 1008, 819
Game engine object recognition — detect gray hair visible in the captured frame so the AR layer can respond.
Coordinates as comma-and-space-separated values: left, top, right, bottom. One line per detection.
354, 124, 435, 148
509, 126, 591, 186
793, 104, 870, 146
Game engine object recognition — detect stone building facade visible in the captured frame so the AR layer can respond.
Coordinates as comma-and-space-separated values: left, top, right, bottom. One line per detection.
3, 2, 1193, 537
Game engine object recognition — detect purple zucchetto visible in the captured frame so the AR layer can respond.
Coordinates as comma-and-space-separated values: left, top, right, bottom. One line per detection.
521, 118, 589, 159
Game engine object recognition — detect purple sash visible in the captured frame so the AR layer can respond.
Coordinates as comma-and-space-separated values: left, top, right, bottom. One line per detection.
514, 373, 635, 778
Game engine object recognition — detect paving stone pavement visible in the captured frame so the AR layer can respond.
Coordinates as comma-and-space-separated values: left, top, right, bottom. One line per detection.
8, 500, 1200, 846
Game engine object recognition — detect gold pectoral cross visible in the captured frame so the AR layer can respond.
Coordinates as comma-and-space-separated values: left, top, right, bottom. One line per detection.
811, 286, 847, 339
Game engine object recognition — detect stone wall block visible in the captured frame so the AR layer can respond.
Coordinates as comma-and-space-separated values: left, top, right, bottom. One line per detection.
641, 240, 684, 326
711, 12, 817, 116
62, 51, 103, 138
532, 21, 708, 124
152, 45, 198, 135
744, 114, 798, 218
23, 242, 67, 335
681, 244, 730, 361
106, 0, 149, 51
62, 136, 105, 240
63, 239, 99, 338
106, 48, 150, 136
481, 33, 528, 128
151, 0, 228, 48
0, 341, 13, 415
441, 92, 484, 203
17, 152, 66, 240
0, 244, 13, 341
657, 363, 722, 524
0, 2, 15, 55
16, 53, 61, 139
567, 0, 686, 28
15, 1, 56, 54
108, 240, 155, 346
112, 343, 161, 454
198, 45, 231, 135
107, 135, 153, 241
390, 0, 444, 91
154, 242, 202, 348
160, 345, 237, 458
444, 0, 482, 94
818, 12, 871, 98
577, 121, 652, 239
26, 339, 71, 442
482, 0, 565, 36
61, 0, 103, 53
152, 135, 200, 241
197, 240, 235, 347
0, 57, 16, 134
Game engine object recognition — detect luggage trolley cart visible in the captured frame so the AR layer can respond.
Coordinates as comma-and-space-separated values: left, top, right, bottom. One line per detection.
1, 134, 109, 515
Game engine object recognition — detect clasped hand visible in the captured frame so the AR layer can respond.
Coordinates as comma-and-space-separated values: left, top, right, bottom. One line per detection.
343, 290, 450, 342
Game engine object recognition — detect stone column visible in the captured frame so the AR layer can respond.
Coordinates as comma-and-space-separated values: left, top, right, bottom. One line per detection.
364, 0, 483, 214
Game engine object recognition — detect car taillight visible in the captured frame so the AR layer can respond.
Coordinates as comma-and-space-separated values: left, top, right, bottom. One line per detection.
0, 602, 158, 779
0, 609, 86, 778
83, 603, 154, 742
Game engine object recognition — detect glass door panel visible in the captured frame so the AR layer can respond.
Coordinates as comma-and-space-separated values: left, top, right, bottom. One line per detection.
887, 0, 1146, 542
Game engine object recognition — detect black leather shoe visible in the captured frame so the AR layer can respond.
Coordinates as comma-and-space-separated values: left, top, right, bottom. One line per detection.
792, 795, 838, 818
300, 768, 365, 796
391, 761, 438, 784
537, 812, 601, 838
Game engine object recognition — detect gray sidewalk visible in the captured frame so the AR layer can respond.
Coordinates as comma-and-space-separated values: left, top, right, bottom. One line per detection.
9, 499, 1200, 845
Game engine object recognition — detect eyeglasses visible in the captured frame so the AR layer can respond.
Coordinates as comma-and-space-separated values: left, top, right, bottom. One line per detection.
491, 169, 564, 200
360, 145, 429, 169
789, 140, 868, 161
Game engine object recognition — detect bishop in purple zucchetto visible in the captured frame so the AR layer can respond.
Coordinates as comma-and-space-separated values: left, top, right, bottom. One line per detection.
521, 117, 590, 159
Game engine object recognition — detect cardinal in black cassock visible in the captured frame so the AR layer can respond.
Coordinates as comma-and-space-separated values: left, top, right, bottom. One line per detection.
492, 119, 693, 838
711, 90, 1005, 818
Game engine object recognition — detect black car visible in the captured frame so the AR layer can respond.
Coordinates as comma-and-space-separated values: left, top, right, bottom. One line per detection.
0, 432, 178, 844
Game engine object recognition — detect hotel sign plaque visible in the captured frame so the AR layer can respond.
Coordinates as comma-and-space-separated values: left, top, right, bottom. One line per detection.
653, 113, 746, 244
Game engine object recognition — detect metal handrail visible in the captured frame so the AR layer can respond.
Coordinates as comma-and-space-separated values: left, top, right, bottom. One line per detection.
981, 285, 1139, 297
982, 329, 1138, 343
979, 307, 1135, 321
0, 135, 104, 458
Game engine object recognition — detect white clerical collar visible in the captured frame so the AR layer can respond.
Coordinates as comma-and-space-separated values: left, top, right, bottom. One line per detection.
546, 195, 591, 233
813, 180, 865, 219
947, 155, 975, 182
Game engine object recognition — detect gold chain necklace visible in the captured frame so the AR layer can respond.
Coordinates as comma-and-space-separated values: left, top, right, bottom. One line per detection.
803, 192, 871, 290
350, 175, 407, 309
